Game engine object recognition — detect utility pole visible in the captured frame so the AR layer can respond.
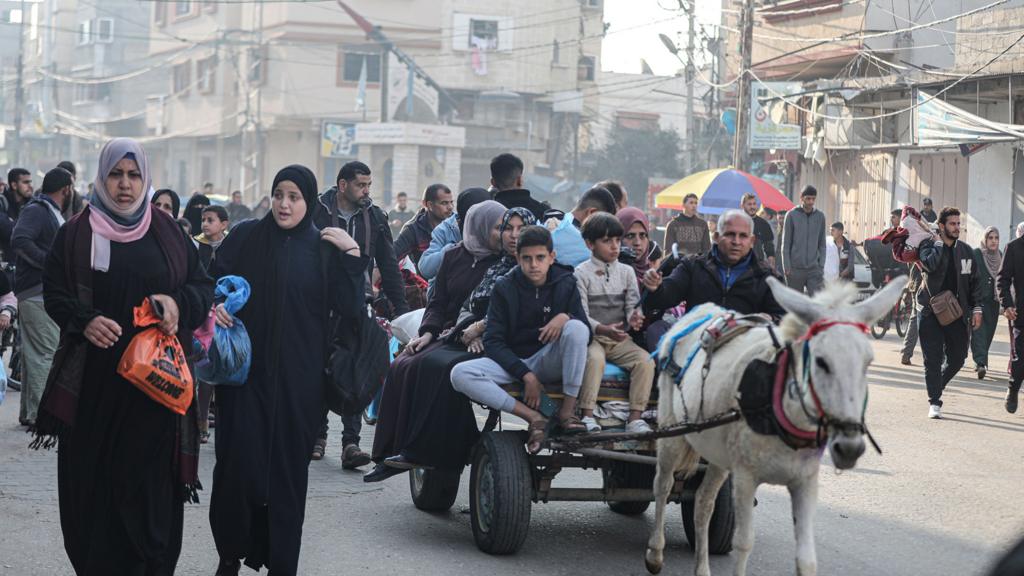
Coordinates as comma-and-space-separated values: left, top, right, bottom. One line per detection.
12, 0, 26, 167
732, 0, 754, 171
685, 2, 696, 173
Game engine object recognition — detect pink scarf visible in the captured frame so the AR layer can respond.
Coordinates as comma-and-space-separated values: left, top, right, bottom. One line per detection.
88, 204, 152, 272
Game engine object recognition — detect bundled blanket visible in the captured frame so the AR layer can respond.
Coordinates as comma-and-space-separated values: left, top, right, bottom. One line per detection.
881, 206, 936, 264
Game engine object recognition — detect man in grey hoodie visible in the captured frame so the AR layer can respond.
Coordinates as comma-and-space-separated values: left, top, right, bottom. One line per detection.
781, 185, 827, 294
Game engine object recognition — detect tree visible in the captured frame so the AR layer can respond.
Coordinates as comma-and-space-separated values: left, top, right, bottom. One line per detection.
586, 124, 682, 205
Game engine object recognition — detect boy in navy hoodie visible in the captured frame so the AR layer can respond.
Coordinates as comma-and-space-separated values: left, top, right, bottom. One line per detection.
452, 226, 591, 451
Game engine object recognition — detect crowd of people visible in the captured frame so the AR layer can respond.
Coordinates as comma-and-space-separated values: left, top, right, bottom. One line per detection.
0, 139, 1020, 575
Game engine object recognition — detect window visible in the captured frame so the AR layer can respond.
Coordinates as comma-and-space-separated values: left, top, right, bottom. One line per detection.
339, 52, 381, 83
74, 83, 111, 103
175, 2, 193, 16
552, 40, 560, 65
582, 0, 602, 8
197, 56, 217, 94
248, 47, 267, 85
468, 19, 499, 50
96, 18, 114, 44
577, 56, 596, 82
202, 1, 218, 14
77, 20, 91, 46
173, 61, 191, 95
153, 3, 166, 27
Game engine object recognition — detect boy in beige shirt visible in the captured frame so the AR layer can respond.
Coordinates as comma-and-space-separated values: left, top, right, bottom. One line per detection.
575, 213, 655, 433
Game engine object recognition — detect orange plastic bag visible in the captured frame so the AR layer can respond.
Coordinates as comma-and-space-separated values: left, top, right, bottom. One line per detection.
117, 298, 194, 415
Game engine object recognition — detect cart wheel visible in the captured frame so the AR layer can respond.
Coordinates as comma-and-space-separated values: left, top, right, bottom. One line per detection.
409, 467, 462, 512
604, 460, 654, 515
681, 472, 735, 555
469, 431, 532, 555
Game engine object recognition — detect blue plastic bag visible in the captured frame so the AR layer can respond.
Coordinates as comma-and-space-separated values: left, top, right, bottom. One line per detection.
551, 214, 591, 267
197, 276, 252, 386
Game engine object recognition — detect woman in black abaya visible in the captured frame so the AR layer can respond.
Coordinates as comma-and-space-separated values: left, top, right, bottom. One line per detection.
208, 165, 367, 576
183, 193, 211, 235
366, 200, 508, 481
37, 137, 214, 576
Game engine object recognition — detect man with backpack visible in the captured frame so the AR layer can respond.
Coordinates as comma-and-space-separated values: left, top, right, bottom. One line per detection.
312, 161, 409, 469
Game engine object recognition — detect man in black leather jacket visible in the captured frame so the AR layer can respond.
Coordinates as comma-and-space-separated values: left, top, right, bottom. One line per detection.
916, 207, 983, 419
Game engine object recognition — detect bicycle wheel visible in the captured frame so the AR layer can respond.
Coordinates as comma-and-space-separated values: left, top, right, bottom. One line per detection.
895, 289, 914, 338
871, 314, 889, 339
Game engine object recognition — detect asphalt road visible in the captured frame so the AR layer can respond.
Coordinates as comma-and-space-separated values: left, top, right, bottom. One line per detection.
1, 327, 1022, 576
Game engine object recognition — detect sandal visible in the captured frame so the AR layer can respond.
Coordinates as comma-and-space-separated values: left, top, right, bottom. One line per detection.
557, 415, 587, 436
311, 438, 326, 461
526, 418, 548, 454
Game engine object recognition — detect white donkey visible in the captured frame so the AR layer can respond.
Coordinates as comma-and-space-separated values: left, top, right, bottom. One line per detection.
644, 276, 907, 576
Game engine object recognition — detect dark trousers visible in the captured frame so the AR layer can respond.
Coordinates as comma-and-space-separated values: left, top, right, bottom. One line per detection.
970, 300, 999, 368
918, 313, 969, 406
1011, 319, 1024, 388
317, 407, 361, 447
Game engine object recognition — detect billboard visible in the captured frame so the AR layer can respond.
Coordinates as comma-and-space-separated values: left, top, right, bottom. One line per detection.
749, 80, 802, 150
320, 121, 357, 158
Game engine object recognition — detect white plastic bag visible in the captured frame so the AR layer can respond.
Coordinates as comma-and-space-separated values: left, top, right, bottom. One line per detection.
390, 309, 425, 345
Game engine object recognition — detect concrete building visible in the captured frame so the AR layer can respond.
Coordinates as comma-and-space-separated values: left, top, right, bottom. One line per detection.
718, 0, 1024, 247
138, 0, 605, 207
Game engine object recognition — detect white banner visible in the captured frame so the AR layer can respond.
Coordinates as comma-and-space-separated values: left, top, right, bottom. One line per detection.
749, 80, 802, 150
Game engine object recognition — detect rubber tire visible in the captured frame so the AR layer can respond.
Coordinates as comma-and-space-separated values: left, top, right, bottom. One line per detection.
605, 460, 655, 515
895, 290, 913, 338
409, 467, 462, 512
470, 431, 532, 555
870, 319, 888, 340
681, 472, 735, 555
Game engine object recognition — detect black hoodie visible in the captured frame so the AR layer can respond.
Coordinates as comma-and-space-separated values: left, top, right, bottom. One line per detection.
483, 263, 591, 380
493, 188, 550, 223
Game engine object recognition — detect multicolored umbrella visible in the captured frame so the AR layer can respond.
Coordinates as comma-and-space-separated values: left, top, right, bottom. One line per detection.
654, 168, 794, 215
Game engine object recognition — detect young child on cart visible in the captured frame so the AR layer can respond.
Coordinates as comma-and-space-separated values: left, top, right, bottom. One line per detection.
451, 225, 592, 453
573, 213, 656, 434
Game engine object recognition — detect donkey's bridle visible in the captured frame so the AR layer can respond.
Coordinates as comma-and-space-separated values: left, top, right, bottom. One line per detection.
784, 319, 882, 454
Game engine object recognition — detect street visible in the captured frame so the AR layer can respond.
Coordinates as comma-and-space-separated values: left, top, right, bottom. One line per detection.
1, 327, 1021, 576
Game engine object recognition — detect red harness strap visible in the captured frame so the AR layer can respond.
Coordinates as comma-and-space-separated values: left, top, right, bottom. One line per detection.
800, 319, 869, 341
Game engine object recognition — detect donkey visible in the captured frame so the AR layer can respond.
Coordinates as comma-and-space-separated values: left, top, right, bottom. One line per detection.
644, 276, 907, 576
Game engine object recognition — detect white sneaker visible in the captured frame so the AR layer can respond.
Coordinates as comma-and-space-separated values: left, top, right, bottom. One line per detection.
581, 416, 602, 433
626, 419, 653, 434
928, 405, 942, 419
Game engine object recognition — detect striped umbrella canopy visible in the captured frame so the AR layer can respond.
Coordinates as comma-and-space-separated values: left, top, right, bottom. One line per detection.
655, 168, 794, 215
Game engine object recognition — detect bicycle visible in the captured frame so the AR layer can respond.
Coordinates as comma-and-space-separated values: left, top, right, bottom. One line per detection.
870, 270, 916, 340
1, 316, 21, 391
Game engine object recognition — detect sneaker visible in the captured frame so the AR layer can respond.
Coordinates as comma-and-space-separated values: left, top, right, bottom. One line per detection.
901, 355, 913, 366
1006, 384, 1020, 414
580, 416, 602, 433
977, 365, 987, 380
928, 405, 942, 419
625, 419, 653, 434
341, 444, 372, 470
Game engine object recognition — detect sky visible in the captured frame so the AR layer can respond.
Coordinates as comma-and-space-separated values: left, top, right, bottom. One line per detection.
602, 0, 721, 76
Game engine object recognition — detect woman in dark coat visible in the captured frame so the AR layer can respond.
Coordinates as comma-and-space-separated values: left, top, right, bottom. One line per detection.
367, 200, 506, 480
377, 207, 535, 476
208, 165, 367, 576
36, 138, 214, 576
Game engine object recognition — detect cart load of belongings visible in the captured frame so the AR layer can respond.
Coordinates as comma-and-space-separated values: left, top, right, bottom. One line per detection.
197, 275, 252, 386
117, 298, 194, 415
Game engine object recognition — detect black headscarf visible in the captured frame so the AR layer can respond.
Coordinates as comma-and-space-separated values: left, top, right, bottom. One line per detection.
215, 165, 319, 374
152, 189, 181, 219
183, 193, 211, 234
456, 187, 491, 234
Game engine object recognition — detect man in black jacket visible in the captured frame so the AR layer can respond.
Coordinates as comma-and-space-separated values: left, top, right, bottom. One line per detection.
12, 167, 72, 427
742, 193, 776, 269
997, 228, 1024, 413
643, 209, 786, 321
313, 160, 409, 468
393, 183, 453, 267
490, 153, 549, 222
916, 207, 983, 419
1, 168, 33, 262
452, 226, 593, 443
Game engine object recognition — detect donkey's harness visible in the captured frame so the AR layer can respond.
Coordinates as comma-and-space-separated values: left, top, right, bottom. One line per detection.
658, 313, 882, 454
